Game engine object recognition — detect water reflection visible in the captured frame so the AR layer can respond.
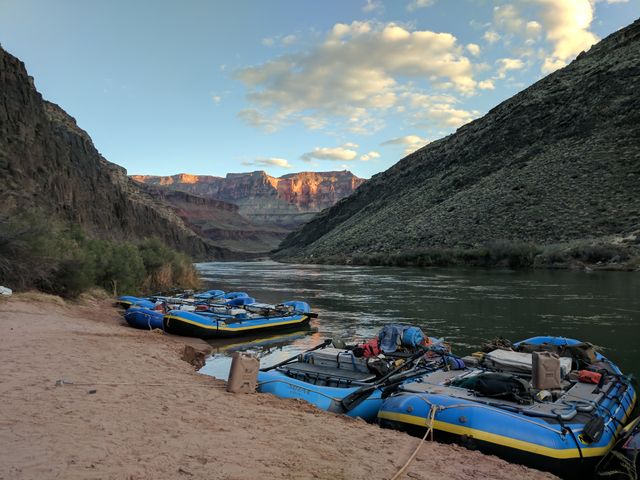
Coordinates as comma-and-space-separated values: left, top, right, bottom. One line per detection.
197, 260, 640, 380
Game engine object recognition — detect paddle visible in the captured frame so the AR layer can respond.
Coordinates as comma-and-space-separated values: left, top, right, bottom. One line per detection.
340, 347, 429, 412
243, 303, 319, 319
260, 339, 332, 372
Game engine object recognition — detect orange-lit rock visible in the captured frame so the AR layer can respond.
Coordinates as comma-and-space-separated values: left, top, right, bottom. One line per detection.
131, 170, 365, 228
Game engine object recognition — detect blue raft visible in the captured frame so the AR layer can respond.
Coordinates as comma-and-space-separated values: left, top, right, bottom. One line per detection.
163, 301, 312, 338
124, 307, 164, 330
116, 295, 155, 310
377, 336, 636, 477
257, 332, 452, 421
258, 369, 385, 420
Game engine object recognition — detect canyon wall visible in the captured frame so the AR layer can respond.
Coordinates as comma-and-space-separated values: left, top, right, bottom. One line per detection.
132, 170, 365, 228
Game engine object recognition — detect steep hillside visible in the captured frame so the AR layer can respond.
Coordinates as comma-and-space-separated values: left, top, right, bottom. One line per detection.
132, 170, 365, 228
276, 19, 640, 266
0, 46, 229, 261
141, 186, 288, 253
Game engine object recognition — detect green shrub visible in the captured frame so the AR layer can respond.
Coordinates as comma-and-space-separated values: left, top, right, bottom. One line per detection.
568, 244, 629, 263
0, 212, 200, 297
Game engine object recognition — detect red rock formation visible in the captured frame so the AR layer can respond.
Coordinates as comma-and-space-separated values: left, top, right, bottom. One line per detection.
131, 170, 365, 228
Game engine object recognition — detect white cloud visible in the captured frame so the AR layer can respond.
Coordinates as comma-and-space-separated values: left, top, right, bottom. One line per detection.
488, 1, 599, 74
301, 143, 359, 162
478, 79, 495, 90
242, 157, 293, 169
360, 151, 381, 161
493, 4, 526, 33
212, 95, 221, 104
495, 58, 525, 79
363, 0, 384, 13
483, 30, 501, 44
282, 34, 296, 46
536, 0, 598, 72
466, 43, 481, 56
262, 34, 297, 47
236, 21, 478, 133
526, 21, 543, 37
382, 135, 430, 155
301, 116, 327, 130
407, 0, 435, 11
402, 92, 480, 128
237, 108, 285, 133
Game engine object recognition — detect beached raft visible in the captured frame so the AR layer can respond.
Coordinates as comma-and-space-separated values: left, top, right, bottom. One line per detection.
124, 307, 164, 330
116, 290, 251, 311
116, 295, 155, 309
163, 301, 313, 338
258, 327, 454, 421
377, 336, 636, 477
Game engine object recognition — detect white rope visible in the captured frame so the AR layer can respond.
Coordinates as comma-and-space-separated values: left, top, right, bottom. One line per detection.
390, 405, 437, 480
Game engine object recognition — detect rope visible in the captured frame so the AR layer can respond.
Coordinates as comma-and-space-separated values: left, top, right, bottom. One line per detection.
390, 405, 437, 480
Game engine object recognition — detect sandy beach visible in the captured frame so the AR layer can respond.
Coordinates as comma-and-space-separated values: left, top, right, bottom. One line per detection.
0, 293, 556, 480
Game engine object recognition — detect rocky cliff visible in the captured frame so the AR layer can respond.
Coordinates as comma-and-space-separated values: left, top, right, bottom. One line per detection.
141, 186, 288, 253
0, 46, 230, 261
132, 170, 365, 228
275, 19, 640, 264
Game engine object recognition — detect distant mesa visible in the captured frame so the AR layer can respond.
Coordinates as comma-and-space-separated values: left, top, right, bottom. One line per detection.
131, 170, 366, 230
0, 42, 364, 259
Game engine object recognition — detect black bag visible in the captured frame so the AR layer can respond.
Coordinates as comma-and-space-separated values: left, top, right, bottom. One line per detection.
452, 373, 532, 404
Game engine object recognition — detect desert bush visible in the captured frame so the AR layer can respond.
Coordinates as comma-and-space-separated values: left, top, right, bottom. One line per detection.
568, 244, 629, 263
484, 239, 540, 268
0, 212, 61, 290
0, 212, 200, 297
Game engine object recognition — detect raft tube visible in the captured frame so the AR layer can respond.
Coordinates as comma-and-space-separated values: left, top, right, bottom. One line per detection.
193, 289, 226, 300
163, 301, 311, 338
257, 370, 384, 421
124, 307, 164, 330
378, 336, 637, 478
116, 295, 143, 309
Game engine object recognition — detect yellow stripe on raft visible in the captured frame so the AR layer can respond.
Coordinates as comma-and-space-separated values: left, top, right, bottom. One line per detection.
378, 393, 636, 460
165, 314, 308, 332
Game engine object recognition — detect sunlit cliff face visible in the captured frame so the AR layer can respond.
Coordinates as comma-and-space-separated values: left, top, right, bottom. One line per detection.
131, 171, 365, 210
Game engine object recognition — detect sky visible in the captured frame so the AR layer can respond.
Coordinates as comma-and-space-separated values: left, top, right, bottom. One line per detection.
1, 0, 638, 179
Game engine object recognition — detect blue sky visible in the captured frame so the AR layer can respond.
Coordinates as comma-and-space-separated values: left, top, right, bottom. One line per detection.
1, 0, 638, 179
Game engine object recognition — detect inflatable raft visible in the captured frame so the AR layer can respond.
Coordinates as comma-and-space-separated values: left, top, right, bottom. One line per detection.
163, 301, 313, 338
115, 295, 155, 309
378, 336, 636, 477
258, 326, 454, 421
124, 307, 164, 330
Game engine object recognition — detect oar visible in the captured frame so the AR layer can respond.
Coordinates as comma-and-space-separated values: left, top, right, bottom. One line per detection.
244, 303, 319, 318
260, 339, 332, 372
340, 348, 428, 412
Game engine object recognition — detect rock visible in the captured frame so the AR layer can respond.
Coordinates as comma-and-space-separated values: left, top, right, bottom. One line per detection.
131, 170, 365, 229
0, 47, 231, 261
275, 19, 640, 261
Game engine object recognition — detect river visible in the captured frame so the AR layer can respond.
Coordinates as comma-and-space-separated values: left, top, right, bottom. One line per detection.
197, 260, 639, 381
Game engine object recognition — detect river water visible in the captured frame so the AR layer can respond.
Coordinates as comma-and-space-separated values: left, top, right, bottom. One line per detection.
197, 260, 639, 381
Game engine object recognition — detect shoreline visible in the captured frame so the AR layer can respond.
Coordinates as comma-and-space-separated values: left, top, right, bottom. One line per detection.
0, 293, 556, 479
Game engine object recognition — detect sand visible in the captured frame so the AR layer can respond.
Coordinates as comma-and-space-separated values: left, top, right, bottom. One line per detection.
0, 293, 557, 480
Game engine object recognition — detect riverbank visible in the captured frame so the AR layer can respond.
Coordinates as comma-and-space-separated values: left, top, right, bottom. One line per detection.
0, 293, 556, 480
277, 237, 640, 272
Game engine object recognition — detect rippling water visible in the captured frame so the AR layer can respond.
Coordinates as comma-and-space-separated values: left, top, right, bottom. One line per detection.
197, 260, 640, 381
